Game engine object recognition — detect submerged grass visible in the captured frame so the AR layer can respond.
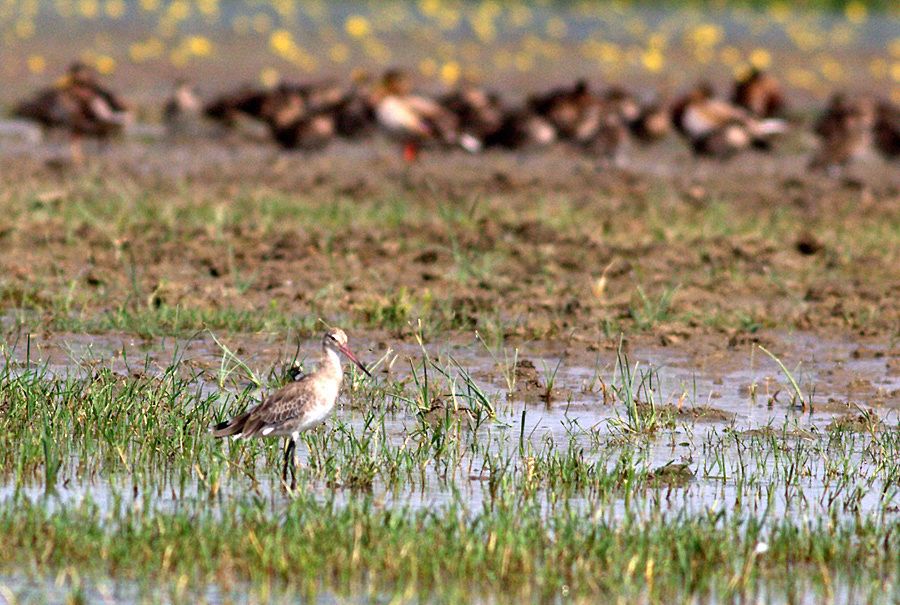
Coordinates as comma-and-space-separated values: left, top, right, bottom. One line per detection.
0, 340, 898, 602
1, 494, 897, 604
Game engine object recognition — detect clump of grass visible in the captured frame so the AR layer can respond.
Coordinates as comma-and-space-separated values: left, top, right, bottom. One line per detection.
630, 285, 679, 330
758, 345, 809, 410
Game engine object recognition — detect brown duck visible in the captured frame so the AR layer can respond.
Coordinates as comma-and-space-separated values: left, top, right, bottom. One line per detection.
372, 69, 479, 162
809, 93, 877, 174
672, 82, 786, 157
732, 68, 786, 118
14, 62, 132, 162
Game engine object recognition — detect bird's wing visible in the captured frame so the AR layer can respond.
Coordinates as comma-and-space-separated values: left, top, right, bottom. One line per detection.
242, 379, 317, 434
376, 96, 431, 136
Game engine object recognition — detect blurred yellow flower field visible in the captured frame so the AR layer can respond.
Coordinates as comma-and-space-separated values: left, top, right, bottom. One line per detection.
0, 0, 895, 105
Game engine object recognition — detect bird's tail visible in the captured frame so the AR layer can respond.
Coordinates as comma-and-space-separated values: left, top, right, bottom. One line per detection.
211, 411, 250, 438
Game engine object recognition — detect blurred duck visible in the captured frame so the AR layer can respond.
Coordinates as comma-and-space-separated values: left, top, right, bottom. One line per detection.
330, 70, 376, 139
571, 99, 628, 162
14, 62, 132, 163
809, 94, 876, 174
203, 85, 269, 128
372, 69, 480, 162
484, 109, 557, 150
440, 85, 558, 151
528, 79, 596, 140
732, 69, 786, 118
874, 101, 899, 160
603, 87, 671, 144
629, 102, 672, 143
258, 84, 336, 150
529, 79, 628, 161
672, 82, 787, 157
163, 79, 202, 136
440, 85, 506, 147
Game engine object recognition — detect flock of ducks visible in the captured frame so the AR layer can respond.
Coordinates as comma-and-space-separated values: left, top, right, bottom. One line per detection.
10, 62, 899, 172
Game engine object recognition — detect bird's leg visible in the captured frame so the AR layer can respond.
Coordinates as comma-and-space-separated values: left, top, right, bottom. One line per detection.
281, 438, 295, 485
402, 141, 419, 164
290, 436, 300, 491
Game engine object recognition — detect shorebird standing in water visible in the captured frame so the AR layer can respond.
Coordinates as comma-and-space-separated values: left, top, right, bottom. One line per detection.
212, 328, 371, 489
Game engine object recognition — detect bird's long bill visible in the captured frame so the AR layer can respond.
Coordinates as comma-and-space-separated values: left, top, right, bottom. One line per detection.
338, 344, 372, 377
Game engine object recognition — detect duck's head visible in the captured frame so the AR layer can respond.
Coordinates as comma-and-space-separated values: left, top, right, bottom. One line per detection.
381, 69, 412, 96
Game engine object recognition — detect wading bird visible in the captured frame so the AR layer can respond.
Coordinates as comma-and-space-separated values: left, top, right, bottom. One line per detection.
14, 62, 131, 163
212, 328, 371, 490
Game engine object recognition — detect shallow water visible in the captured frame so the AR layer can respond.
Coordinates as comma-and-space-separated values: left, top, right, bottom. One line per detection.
2, 329, 896, 525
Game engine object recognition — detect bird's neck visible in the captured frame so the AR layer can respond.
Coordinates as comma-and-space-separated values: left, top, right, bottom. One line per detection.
320, 346, 343, 378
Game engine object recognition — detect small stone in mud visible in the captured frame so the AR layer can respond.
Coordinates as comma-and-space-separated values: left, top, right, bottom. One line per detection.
668, 404, 733, 422
514, 359, 543, 391
418, 400, 476, 428
414, 249, 440, 264
826, 411, 882, 433
646, 462, 694, 487
795, 233, 824, 255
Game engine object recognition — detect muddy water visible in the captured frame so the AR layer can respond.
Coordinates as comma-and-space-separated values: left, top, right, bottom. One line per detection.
2, 329, 896, 525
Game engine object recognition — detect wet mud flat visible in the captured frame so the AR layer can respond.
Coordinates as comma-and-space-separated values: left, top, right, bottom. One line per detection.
0, 326, 897, 603
0, 131, 897, 602
0, 135, 898, 345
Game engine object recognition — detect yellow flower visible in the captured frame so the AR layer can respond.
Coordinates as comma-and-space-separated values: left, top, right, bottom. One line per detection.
820, 58, 844, 82
269, 29, 294, 55
329, 43, 350, 63
868, 58, 887, 79
844, 1, 867, 25
187, 36, 212, 57
78, 0, 99, 18
167, 0, 189, 21
720, 46, 741, 66
345, 15, 371, 38
641, 48, 663, 73
419, 58, 438, 77
787, 68, 817, 89
139, 0, 158, 11
95, 55, 116, 74
890, 38, 900, 59
260, 67, 280, 88
198, 0, 219, 18
440, 60, 460, 85
104, 0, 125, 19
252, 13, 271, 34
545, 17, 567, 39
689, 24, 723, 48
767, 1, 791, 24
749, 48, 771, 70
418, 0, 440, 18
891, 62, 900, 83
15, 19, 35, 39
128, 37, 164, 62
27, 55, 46, 74
509, 5, 532, 28
514, 52, 533, 72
